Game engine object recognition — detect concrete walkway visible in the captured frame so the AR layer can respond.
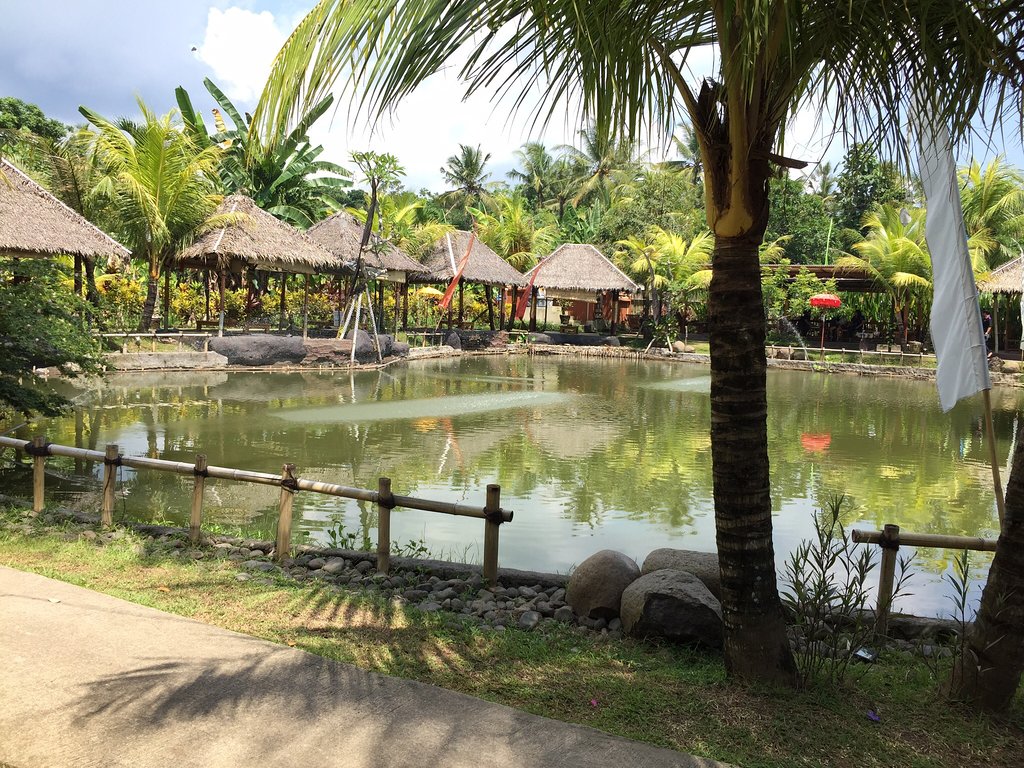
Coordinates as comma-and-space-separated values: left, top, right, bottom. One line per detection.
0, 567, 729, 768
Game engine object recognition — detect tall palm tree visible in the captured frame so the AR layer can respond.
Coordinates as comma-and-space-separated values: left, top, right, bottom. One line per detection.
665, 123, 703, 185
560, 126, 637, 206
440, 144, 493, 212
958, 157, 1024, 270
254, 0, 1024, 690
81, 99, 223, 330
508, 141, 556, 209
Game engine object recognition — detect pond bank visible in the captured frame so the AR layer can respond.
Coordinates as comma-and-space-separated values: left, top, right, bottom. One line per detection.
1, 501, 1021, 768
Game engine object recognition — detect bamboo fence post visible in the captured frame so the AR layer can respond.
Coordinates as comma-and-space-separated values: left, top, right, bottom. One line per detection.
101, 443, 119, 527
377, 477, 392, 574
483, 484, 501, 585
275, 464, 297, 561
874, 523, 900, 637
189, 454, 208, 545
31, 436, 46, 514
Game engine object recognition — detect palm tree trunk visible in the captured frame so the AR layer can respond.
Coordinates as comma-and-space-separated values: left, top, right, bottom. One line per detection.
948, 417, 1024, 710
139, 275, 159, 331
709, 233, 798, 686
84, 256, 100, 307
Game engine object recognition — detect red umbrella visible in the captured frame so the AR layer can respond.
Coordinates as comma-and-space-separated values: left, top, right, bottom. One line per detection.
809, 294, 842, 351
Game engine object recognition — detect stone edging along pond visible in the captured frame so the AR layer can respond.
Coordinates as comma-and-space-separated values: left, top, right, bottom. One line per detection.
0, 502, 965, 654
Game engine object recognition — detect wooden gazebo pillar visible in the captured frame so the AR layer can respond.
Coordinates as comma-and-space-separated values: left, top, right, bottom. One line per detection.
301, 273, 310, 339
508, 287, 518, 330
278, 272, 288, 330
218, 270, 226, 337
485, 285, 495, 330
458, 281, 465, 328
611, 291, 620, 335
402, 283, 409, 331
529, 286, 538, 332
204, 268, 211, 321
498, 287, 506, 330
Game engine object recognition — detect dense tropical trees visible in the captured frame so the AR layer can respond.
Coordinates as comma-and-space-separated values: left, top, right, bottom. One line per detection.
559, 127, 637, 207
81, 99, 223, 331
473, 193, 558, 270
255, 0, 1024, 690
834, 144, 907, 234
509, 142, 557, 210
958, 157, 1024, 270
176, 79, 350, 228
0, 96, 67, 155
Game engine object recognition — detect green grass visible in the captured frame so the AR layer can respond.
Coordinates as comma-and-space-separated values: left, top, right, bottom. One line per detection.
1, 508, 1022, 767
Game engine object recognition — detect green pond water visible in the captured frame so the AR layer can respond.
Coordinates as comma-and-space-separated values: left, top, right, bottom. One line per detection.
11, 355, 1018, 617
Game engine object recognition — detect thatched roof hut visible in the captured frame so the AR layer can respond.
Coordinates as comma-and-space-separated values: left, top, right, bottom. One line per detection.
307, 211, 425, 281
418, 230, 527, 287
0, 158, 129, 261
526, 243, 639, 299
178, 195, 336, 274
978, 255, 1024, 295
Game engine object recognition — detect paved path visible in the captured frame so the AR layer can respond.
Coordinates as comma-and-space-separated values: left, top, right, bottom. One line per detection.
0, 567, 729, 768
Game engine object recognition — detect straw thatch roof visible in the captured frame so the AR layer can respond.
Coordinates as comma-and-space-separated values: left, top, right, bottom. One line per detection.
0, 158, 130, 261
978, 254, 1024, 295
306, 211, 425, 277
525, 243, 639, 294
177, 195, 337, 274
417, 230, 527, 287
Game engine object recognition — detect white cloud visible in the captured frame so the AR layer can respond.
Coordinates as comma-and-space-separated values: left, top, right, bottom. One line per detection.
195, 7, 287, 104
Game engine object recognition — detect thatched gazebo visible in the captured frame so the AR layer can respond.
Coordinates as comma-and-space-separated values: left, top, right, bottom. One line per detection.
978, 254, 1024, 354
416, 230, 527, 330
525, 243, 639, 333
0, 157, 129, 267
177, 195, 337, 336
307, 211, 426, 331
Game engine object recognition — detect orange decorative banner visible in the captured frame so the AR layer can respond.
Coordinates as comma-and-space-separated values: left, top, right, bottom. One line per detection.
514, 259, 544, 320
439, 233, 475, 310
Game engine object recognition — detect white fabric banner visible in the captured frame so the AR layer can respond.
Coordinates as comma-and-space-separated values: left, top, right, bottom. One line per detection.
918, 118, 991, 411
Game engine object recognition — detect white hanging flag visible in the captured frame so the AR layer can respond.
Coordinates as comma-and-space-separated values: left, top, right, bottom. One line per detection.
917, 116, 991, 412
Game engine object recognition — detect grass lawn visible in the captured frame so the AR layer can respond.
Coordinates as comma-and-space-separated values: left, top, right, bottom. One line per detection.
1, 508, 1022, 768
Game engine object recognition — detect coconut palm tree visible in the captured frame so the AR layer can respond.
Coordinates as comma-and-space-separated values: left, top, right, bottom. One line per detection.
440, 144, 493, 213
254, 0, 1024, 690
664, 123, 703, 185
560, 126, 638, 206
81, 99, 223, 331
508, 142, 556, 209
958, 157, 1024, 270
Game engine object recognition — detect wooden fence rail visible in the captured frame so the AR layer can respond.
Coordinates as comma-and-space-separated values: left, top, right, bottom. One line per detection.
94, 331, 213, 353
852, 525, 997, 636
0, 435, 513, 585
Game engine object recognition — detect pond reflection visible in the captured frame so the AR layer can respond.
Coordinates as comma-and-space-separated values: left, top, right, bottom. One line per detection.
15, 356, 1020, 617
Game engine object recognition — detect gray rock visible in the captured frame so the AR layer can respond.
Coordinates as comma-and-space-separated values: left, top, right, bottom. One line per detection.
242, 560, 276, 572
434, 587, 457, 601
450, 598, 465, 612
321, 557, 346, 574
553, 606, 575, 623
566, 549, 640, 620
550, 588, 566, 603
608, 617, 623, 632
518, 611, 542, 631
518, 586, 538, 599
404, 589, 429, 602
620, 569, 723, 649
478, 589, 495, 601
355, 560, 374, 573
445, 332, 463, 350
392, 341, 410, 357
210, 334, 305, 366
420, 602, 443, 613
641, 548, 721, 599
235, 573, 251, 582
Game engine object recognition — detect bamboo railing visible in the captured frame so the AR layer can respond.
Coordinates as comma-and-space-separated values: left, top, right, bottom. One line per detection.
852, 525, 997, 636
95, 331, 213, 353
1, 435, 513, 585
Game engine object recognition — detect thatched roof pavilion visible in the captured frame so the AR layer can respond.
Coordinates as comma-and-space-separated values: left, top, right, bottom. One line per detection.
177, 195, 338, 336
978, 255, 1024, 295
419, 230, 527, 288
178, 194, 336, 275
307, 211, 425, 282
526, 243, 639, 296
0, 158, 129, 261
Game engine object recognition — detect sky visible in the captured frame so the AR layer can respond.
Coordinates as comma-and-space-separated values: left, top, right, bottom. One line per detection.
2, 0, 1021, 192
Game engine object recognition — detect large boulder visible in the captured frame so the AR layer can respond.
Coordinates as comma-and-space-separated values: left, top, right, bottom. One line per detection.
620, 569, 723, 649
391, 341, 411, 357
209, 334, 305, 366
641, 548, 721, 599
343, 329, 384, 363
445, 332, 463, 350
600, 335, 621, 347
301, 338, 353, 365
566, 550, 640, 620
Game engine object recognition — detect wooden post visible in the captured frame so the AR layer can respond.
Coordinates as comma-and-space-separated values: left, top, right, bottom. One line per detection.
162, 268, 171, 330
377, 477, 392, 574
31, 436, 46, 514
498, 287, 506, 330
483, 484, 501, 586
458, 281, 465, 327
301, 273, 310, 339
189, 454, 208, 545
275, 464, 297, 561
101, 443, 119, 528
218, 270, 226, 337
485, 284, 495, 330
529, 287, 538, 332
874, 523, 900, 637
401, 282, 409, 331
508, 287, 518, 330
279, 272, 287, 330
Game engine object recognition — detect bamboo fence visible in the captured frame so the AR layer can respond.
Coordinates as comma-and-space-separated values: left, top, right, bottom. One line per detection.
852, 525, 997, 635
1, 435, 513, 584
